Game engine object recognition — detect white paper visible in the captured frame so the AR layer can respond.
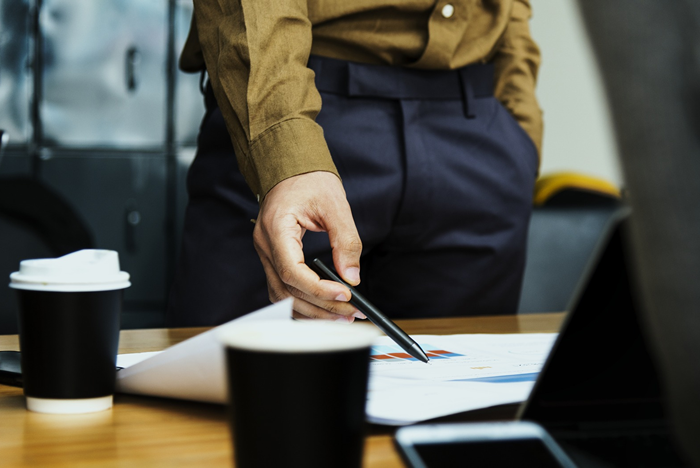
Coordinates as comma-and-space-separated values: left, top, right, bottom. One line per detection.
367, 379, 535, 425
115, 299, 292, 403
365, 333, 557, 424
116, 304, 557, 425
117, 351, 160, 368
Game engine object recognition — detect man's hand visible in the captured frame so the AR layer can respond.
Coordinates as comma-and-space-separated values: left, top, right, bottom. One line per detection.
253, 171, 366, 322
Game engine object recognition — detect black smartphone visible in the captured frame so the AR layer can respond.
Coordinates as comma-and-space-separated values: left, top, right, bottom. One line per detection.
0, 351, 23, 387
394, 422, 576, 468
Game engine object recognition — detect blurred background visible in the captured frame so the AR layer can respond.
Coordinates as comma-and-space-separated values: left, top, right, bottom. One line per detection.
0, 0, 203, 331
0, 0, 619, 331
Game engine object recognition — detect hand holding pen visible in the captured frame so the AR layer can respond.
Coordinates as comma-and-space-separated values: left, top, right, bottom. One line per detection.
252, 172, 365, 323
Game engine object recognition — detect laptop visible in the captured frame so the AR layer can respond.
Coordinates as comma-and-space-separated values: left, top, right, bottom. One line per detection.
396, 210, 688, 467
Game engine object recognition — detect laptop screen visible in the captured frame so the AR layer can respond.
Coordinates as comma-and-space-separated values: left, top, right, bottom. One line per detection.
520, 212, 665, 427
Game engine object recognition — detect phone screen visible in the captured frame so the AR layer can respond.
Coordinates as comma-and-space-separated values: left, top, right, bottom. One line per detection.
414, 437, 565, 467
0, 351, 23, 387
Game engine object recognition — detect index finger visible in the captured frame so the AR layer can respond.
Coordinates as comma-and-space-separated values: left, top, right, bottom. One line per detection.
269, 228, 351, 303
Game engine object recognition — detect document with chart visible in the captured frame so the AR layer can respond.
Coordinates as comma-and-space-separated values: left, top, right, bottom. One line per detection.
366, 333, 557, 424
115, 301, 557, 425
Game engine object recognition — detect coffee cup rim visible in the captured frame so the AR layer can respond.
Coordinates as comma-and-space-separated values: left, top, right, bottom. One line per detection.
9, 249, 130, 292
218, 319, 380, 353
8, 275, 131, 292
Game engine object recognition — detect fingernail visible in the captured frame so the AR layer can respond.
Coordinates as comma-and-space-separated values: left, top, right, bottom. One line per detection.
335, 316, 354, 324
345, 267, 360, 284
335, 293, 349, 302
352, 311, 367, 320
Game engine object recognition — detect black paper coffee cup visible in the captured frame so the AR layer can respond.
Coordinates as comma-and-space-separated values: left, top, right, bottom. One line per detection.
9, 250, 130, 414
219, 320, 378, 468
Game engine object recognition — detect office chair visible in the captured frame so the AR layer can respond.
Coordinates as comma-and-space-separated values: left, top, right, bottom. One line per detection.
518, 172, 621, 313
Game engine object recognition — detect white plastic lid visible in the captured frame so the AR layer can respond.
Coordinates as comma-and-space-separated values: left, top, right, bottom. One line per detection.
9, 249, 131, 292
218, 320, 379, 353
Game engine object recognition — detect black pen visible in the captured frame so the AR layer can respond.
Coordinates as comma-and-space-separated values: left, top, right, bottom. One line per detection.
311, 258, 429, 364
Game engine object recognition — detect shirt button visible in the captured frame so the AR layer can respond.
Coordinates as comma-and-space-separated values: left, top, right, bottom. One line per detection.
441, 4, 455, 18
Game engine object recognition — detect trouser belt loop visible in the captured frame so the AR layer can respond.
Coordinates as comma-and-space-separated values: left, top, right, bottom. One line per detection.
459, 68, 476, 119
309, 55, 494, 103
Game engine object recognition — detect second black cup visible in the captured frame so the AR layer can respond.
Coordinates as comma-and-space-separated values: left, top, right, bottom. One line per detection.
219, 320, 378, 468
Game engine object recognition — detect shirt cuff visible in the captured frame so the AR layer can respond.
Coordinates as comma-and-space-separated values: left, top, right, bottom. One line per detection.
247, 117, 339, 200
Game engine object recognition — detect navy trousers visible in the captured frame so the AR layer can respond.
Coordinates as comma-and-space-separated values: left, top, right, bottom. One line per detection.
168, 55, 538, 326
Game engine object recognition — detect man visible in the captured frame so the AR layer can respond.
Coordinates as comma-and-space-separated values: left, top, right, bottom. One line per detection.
168, 0, 542, 326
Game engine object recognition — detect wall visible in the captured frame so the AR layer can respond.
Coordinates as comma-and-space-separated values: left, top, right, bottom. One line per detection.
530, 0, 623, 187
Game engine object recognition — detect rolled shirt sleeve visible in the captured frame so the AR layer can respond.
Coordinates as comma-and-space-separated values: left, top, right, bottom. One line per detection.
193, 0, 339, 200
492, 0, 544, 158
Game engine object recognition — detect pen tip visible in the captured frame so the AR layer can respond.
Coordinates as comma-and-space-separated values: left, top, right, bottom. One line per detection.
411, 343, 430, 363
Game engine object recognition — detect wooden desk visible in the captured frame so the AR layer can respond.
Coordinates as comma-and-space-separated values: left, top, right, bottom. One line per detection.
0, 313, 564, 467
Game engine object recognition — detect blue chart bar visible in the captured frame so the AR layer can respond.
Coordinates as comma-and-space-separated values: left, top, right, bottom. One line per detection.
456, 372, 540, 383
371, 345, 400, 355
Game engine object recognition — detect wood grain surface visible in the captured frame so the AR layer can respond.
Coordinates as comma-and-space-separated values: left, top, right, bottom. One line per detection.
0, 313, 564, 467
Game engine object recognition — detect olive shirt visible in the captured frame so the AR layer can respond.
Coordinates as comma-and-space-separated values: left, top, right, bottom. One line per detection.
180, 0, 543, 201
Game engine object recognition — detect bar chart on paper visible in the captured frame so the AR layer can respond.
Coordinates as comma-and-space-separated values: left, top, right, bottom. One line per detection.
371, 344, 463, 362
369, 334, 557, 381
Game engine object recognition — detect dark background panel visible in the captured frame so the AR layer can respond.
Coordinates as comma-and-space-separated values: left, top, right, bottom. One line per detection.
39, 153, 169, 328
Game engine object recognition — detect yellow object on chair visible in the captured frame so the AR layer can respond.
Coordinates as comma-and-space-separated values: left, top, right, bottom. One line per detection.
533, 172, 621, 207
